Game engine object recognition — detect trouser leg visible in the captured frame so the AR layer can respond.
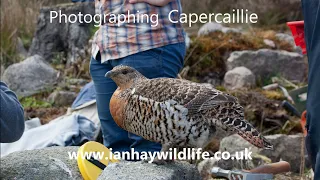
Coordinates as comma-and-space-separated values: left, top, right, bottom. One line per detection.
301, 0, 320, 177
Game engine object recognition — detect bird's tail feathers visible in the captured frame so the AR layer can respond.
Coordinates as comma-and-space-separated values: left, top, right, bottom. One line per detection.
212, 117, 273, 150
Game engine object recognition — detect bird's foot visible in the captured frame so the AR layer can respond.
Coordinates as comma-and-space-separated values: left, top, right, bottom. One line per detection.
143, 157, 174, 165
151, 158, 168, 165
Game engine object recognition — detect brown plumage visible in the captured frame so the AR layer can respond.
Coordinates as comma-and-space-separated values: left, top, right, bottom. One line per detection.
107, 65, 273, 163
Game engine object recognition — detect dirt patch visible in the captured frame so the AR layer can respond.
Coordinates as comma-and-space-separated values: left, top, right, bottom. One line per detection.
24, 107, 67, 124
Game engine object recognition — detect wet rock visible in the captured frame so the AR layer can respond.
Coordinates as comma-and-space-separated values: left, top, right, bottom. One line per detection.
227, 49, 306, 82
2, 55, 59, 97
223, 66, 256, 90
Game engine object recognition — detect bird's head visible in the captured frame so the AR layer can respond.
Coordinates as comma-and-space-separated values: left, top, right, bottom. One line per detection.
105, 65, 145, 88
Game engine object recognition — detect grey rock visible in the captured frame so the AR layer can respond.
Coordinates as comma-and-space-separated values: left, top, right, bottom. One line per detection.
67, 78, 89, 86
276, 33, 295, 46
48, 91, 78, 107
185, 33, 192, 49
0, 147, 81, 180
198, 22, 240, 36
203, 73, 223, 87
227, 49, 306, 82
276, 33, 303, 54
1, 65, 5, 79
263, 39, 276, 48
98, 161, 201, 180
2, 55, 59, 97
29, 2, 95, 64
223, 67, 256, 90
219, 134, 305, 173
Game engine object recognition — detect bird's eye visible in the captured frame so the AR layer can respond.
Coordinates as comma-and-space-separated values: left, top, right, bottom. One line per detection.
122, 70, 128, 75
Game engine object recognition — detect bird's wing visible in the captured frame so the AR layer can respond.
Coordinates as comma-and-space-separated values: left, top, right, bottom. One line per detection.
133, 78, 237, 115
133, 78, 273, 150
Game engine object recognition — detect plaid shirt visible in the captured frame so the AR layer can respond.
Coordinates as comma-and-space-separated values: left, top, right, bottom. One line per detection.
92, 0, 185, 63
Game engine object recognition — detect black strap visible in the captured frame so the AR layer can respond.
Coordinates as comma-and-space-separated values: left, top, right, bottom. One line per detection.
86, 157, 107, 170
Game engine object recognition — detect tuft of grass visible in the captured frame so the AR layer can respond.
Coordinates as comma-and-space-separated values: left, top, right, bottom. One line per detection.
20, 97, 53, 108
261, 90, 285, 100
215, 86, 226, 92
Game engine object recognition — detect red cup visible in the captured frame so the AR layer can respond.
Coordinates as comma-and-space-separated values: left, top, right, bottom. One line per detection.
287, 21, 306, 54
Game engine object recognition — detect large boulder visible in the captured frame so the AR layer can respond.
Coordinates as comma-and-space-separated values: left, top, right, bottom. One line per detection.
2, 55, 59, 97
28, 2, 95, 64
227, 49, 306, 82
0, 147, 81, 180
219, 134, 306, 173
223, 66, 256, 90
1, 147, 201, 180
98, 161, 201, 180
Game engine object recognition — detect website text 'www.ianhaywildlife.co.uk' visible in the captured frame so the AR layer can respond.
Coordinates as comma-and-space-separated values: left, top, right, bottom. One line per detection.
69, 148, 253, 163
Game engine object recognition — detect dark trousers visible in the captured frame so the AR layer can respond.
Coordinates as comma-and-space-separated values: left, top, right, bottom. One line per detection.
301, 0, 320, 177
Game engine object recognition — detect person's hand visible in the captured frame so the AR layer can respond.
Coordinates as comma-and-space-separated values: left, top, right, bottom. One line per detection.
128, 0, 172, 7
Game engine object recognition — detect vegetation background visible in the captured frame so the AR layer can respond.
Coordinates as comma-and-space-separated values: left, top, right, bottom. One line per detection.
0, 0, 303, 67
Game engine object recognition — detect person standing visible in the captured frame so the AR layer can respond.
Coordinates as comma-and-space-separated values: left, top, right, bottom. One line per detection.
0, 81, 25, 143
90, 0, 185, 153
301, 0, 320, 178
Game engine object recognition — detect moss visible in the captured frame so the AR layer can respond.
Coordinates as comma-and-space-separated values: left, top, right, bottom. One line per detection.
261, 90, 285, 100
89, 25, 99, 38
215, 86, 226, 92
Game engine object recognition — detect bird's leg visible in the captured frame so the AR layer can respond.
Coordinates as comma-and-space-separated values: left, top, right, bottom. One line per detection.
151, 143, 175, 165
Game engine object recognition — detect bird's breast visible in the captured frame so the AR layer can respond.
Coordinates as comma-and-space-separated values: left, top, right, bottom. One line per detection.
110, 88, 127, 129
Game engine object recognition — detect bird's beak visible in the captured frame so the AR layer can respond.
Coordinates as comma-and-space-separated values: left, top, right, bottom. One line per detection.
105, 71, 113, 78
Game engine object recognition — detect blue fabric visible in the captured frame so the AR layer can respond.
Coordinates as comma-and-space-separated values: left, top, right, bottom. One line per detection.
71, 81, 96, 109
301, 0, 320, 177
0, 114, 97, 157
90, 43, 186, 154
0, 81, 25, 143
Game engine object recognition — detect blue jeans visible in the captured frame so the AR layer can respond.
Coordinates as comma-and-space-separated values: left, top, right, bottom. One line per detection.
302, 0, 320, 177
90, 43, 186, 154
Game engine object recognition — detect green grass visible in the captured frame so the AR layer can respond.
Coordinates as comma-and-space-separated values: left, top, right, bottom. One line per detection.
20, 97, 53, 108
